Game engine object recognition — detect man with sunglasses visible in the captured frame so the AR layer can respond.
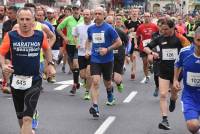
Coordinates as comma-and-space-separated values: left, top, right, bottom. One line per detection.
174, 28, 200, 134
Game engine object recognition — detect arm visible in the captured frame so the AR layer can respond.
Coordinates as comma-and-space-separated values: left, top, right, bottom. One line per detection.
42, 33, 55, 77
0, 33, 14, 78
107, 37, 122, 51
143, 38, 160, 59
42, 24, 56, 48
57, 18, 69, 44
173, 67, 182, 91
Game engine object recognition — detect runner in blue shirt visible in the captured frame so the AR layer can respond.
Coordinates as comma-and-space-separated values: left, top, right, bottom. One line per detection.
174, 28, 200, 134
86, 7, 122, 118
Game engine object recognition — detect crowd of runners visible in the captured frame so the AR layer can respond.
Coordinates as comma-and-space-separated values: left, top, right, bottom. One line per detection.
0, 2, 200, 134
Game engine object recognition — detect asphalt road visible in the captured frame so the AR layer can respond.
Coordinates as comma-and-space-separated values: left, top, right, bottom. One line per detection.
0, 56, 189, 134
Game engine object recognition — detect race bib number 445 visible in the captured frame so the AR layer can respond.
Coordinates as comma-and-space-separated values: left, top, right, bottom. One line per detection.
187, 72, 200, 87
11, 75, 32, 90
92, 33, 105, 44
162, 48, 178, 60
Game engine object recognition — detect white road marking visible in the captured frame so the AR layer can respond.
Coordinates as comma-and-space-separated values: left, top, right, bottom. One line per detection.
123, 91, 138, 103
94, 116, 116, 134
54, 85, 70, 91
55, 80, 74, 85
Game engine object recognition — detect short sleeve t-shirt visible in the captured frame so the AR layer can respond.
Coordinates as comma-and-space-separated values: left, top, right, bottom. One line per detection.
87, 22, 119, 63
57, 16, 84, 45
73, 23, 94, 56
136, 23, 158, 51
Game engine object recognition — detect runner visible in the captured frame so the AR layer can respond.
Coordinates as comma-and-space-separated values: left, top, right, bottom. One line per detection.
174, 28, 200, 134
0, 7, 55, 134
124, 8, 141, 80
136, 12, 158, 83
144, 18, 189, 130
72, 9, 93, 100
57, 4, 84, 95
1, 5, 18, 94
106, 15, 129, 93
86, 7, 122, 118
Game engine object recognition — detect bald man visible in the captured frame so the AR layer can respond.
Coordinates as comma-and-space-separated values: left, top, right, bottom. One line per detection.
86, 7, 122, 118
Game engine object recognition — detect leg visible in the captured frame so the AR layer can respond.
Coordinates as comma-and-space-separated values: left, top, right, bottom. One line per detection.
21, 116, 32, 134
158, 77, 171, 130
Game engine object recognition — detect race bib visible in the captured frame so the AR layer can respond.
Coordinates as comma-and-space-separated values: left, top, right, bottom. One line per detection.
142, 39, 151, 47
92, 33, 105, 44
113, 50, 118, 54
162, 48, 178, 60
187, 72, 200, 87
11, 75, 32, 90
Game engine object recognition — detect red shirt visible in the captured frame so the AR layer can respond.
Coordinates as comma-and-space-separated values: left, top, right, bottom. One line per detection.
136, 23, 158, 51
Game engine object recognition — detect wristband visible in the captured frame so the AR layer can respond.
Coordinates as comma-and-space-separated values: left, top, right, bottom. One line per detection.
107, 46, 113, 52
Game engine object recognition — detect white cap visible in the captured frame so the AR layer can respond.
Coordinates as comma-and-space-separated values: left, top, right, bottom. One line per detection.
47, 8, 54, 13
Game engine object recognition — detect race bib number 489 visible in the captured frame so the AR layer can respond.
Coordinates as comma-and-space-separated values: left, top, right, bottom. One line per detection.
162, 48, 178, 60
92, 33, 105, 44
187, 72, 200, 87
11, 75, 32, 90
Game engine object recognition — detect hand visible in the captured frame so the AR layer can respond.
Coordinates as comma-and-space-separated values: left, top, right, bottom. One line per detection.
63, 37, 69, 44
152, 52, 159, 59
2, 64, 14, 80
76, 45, 80, 49
46, 65, 56, 78
85, 51, 90, 59
99, 47, 108, 56
173, 80, 181, 92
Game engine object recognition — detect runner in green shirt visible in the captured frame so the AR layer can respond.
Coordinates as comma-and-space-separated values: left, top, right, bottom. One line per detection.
57, 4, 84, 95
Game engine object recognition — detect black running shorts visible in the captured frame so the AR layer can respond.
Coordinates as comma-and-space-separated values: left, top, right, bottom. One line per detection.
11, 79, 42, 119
90, 61, 113, 81
78, 56, 90, 70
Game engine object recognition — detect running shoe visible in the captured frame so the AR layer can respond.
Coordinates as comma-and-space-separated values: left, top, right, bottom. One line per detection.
117, 83, 124, 93
106, 93, 115, 106
169, 99, 176, 112
140, 76, 150, 84
56, 55, 63, 65
158, 119, 170, 130
69, 83, 80, 95
89, 106, 100, 118
83, 91, 91, 100
32, 110, 39, 130
131, 74, 135, 80
47, 76, 56, 83
2, 86, 11, 94
153, 88, 159, 97
62, 66, 66, 73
